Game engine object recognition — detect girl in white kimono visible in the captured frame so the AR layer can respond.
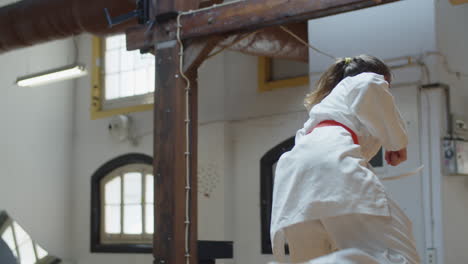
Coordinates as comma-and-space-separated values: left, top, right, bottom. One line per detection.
270, 55, 420, 263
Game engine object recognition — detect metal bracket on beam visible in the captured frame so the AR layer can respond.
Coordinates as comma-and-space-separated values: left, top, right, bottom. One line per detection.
104, 0, 150, 27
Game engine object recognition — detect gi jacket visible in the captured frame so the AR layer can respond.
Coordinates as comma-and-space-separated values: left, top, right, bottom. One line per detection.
270, 72, 408, 259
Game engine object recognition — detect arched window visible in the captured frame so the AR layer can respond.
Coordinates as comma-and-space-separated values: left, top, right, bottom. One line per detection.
260, 136, 295, 254
260, 137, 383, 254
91, 153, 153, 253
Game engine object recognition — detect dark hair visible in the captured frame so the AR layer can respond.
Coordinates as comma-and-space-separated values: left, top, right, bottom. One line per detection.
304, 54, 391, 110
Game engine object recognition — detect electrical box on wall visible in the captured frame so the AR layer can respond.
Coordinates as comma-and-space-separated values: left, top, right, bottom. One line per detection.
452, 114, 468, 138
443, 115, 468, 175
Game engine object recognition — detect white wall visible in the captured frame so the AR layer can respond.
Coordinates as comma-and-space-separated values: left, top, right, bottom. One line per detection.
308, 0, 436, 72
224, 52, 308, 121
0, 39, 75, 261
198, 122, 231, 241
435, 1, 468, 263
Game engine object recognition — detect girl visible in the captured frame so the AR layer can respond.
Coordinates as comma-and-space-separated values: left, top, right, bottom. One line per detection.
270, 55, 420, 263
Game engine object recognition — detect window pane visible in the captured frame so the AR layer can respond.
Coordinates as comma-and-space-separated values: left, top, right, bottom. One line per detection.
1, 226, 16, 253
13, 222, 30, 245
106, 35, 124, 50
124, 172, 142, 204
105, 176, 121, 205
18, 240, 36, 264
134, 53, 143, 69
105, 49, 120, 74
135, 68, 148, 95
148, 66, 155, 92
120, 49, 136, 72
105, 74, 119, 100
146, 174, 154, 203
119, 71, 135, 98
35, 244, 48, 259
105, 205, 121, 234
145, 204, 154, 234
124, 205, 142, 234
103, 33, 155, 102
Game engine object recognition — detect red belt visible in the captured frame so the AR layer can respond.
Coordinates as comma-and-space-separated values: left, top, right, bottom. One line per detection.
307, 120, 359, 145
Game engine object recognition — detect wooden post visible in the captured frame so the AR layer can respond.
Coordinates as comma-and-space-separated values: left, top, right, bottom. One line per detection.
153, 41, 199, 264
153, 0, 203, 262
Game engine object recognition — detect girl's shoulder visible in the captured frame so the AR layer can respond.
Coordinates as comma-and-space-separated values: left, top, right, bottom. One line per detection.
337, 72, 389, 97
342, 72, 387, 88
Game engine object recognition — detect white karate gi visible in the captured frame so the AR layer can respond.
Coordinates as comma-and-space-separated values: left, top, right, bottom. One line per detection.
269, 248, 381, 264
270, 72, 419, 263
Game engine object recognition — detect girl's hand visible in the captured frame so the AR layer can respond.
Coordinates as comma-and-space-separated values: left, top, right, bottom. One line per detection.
385, 148, 407, 166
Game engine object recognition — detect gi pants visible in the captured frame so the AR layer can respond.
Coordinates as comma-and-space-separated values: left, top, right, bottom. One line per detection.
283, 198, 421, 264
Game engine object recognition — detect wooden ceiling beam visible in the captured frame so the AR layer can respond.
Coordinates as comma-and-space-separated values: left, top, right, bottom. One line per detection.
127, 0, 400, 51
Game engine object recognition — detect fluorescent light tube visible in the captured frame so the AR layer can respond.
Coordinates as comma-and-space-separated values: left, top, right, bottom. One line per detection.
16, 64, 87, 87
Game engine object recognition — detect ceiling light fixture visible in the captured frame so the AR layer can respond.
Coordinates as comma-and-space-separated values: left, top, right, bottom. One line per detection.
16, 64, 87, 87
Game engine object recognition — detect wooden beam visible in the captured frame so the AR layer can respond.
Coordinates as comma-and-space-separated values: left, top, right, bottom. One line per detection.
153, 42, 198, 264
127, 0, 400, 51
153, 0, 202, 260
183, 36, 224, 73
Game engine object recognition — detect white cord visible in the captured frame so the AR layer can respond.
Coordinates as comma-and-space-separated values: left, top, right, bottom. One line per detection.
278, 25, 468, 80
279, 25, 336, 60
177, 13, 192, 264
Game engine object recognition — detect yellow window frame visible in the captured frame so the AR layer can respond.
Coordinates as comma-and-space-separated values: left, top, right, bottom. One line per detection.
91, 37, 153, 120
450, 0, 468, 5
257, 56, 309, 92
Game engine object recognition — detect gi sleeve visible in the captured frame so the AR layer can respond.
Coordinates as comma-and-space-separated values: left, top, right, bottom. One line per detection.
348, 74, 408, 151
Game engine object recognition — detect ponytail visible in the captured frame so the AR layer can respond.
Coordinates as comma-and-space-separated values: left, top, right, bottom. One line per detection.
304, 55, 391, 111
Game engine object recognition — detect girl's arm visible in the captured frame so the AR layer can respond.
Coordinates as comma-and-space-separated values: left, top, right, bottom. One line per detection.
348, 73, 408, 152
